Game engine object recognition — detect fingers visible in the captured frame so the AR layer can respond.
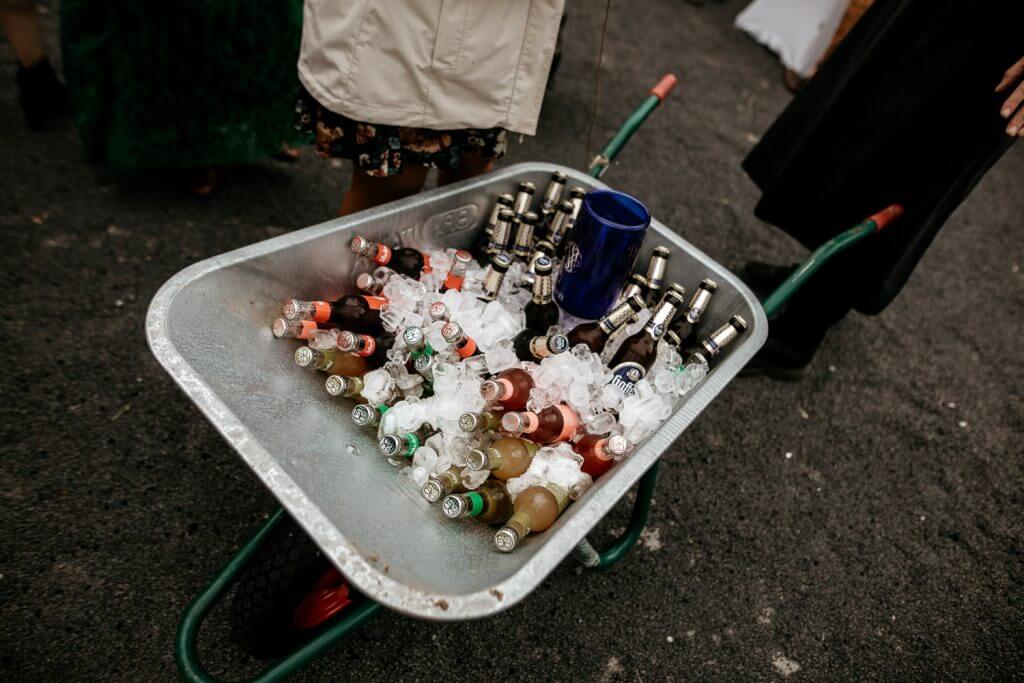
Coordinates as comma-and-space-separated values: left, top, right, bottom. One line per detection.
1002, 81, 1024, 123
1008, 102, 1024, 137
995, 56, 1024, 92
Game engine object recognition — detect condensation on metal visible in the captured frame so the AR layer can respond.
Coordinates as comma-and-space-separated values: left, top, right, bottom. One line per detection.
145, 162, 767, 622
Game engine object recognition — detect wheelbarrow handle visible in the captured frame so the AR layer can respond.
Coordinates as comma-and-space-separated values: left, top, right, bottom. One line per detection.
588, 72, 680, 179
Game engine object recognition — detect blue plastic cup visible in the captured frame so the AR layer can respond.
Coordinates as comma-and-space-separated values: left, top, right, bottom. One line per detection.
554, 189, 650, 319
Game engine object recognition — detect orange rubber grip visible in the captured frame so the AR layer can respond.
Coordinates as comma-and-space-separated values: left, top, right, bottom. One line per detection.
650, 73, 678, 102
869, 204, 904, 231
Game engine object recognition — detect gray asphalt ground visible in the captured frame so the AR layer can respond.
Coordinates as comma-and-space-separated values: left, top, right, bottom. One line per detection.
2, 1, 1022, 680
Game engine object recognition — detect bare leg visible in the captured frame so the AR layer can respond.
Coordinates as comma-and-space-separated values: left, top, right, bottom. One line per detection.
338, 165, 429, 216
0, 3, 46, 67
437, 152, 495, 187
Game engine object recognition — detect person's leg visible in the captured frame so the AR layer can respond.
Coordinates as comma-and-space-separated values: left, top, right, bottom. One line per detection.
437, 152, 494, 187
338, 165, 429, 216
3, 3, 70, 131
0, 3, 45, 67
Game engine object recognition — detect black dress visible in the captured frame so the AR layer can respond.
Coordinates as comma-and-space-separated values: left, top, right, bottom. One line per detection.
744, 0, 1021, 320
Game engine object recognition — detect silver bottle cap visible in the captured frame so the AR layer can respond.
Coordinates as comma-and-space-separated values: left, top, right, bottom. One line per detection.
413, 353, 435, 378
449, 250, 472, 277
547, 333, 569, 355
569, 185, 587, 200
479, 380, 501, 402
349, 235, 373, 256
325, 375, 350, 396
378, 435, 402, 456
271, 318, 292, 338
621, 274, 648, 300
351, 404, 376, 426
465, 448, 489, 470
501, 412, 527, 433
402, 326, 425, 348
606, 434, 631, 457
427, 301, 449, 322
441, 321, 464, 344
294, 346, 315, 367
533, 255, 553, 275
459, 413, 481, 432
421, 479, 445, 502
355, 272, 376, 292
494, 527, 519, 553
335, 330, 358, 352
282, 299, 303, 320
441, 495, 469, 519
488, 193, 515, 227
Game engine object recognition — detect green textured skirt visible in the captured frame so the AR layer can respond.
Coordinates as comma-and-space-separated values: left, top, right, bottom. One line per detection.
61, 0, 305, 169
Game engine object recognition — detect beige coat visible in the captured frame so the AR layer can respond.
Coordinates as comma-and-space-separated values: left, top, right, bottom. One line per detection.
298, 0, 564, 136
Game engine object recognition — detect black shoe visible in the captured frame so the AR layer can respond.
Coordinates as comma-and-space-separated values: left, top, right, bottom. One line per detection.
739, 261, 798, 301
16, 58, 71, 132
739, 334, 813, 381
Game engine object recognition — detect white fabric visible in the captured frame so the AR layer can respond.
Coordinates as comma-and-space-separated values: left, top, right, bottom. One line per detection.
735, 0, 848, 77
299, 0, 565, 135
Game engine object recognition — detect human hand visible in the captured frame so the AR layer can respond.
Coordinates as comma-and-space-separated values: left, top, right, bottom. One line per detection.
996, 56, 1024, 137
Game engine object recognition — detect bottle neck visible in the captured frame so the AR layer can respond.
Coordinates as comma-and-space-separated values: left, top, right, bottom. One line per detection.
701, 321, 740, 358
598, 300, 637, 334
685, 286, 713, 324
643, 299, 678, 341
531, 273, 553, 305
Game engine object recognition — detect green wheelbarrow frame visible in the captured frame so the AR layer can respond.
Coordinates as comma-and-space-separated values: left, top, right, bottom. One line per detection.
173, 72, 902, 681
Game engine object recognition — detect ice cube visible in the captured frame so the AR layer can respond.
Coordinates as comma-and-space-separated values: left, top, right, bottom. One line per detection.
412, 445, 439, 473
361, 368, 397, 406
484, 344, 518, 374
431, 362, 459, 396
460, 467, 490, 490
567, 379, 591, 409
382, 275, 427, 312
584, 411, 618, 435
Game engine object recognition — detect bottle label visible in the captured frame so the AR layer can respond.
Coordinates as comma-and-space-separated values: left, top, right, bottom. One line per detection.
528, 336, 549, 359
555, 404, 580, 442
563, 241, 583, 273
455, 337, 477, 359
356, 335, 376, 356
443, 273, 464, 291
643, 301, 676, 340
608, 362, 645, 397
599, 301, 636, 334
403, 433, 421, 456
466, 492, 485, 517
532, 275, 553, 305
312, 301, 332, 323
363, 295, 387, 310
374, 244, 392, 266
299, 320, 318, 339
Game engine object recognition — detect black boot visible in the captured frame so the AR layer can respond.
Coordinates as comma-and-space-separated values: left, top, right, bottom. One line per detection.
16, 58, 71, 132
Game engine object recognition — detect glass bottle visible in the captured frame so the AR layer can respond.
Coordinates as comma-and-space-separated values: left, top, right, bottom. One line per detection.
574, 433, 631, 478
673, 277, 717, 341
546, 199, 576, 255
501, 404, 580, 444
335, 330, 393, 369
377, 427, 434, 459
513, 181, 535, 216
283, 294, 387, 335
679, 315, 747, 372
566, 294, 646, 354
441, 321, 480, 359
294, 347, 368, 377
459, 409, 504, 433
427, 302, 450, 323
413, 353, 436, 385
523, 256, 559, 332
479, 367, 534, 411
494, 483, 569, 553
539, 170, 568, 222
325, 374, 364, 399
488, 208, 516, 256
643, 246, 671, 305
402, 326, 433, 359
479, 253, 512, 302
607, 283, 685, 396
272, 318, 318, 340
355, 272, 383, 295
440, 250, 472, 293
512, 211, 539, 260
465, 436, 540, 479
421, 466, 466, 503
512, 330, 569, 362
620, 273, 648, 302
442, 480, 513, 525
349, 235, 429, 278
351, 403, 388, 428
473, 194, 514, 261
566, 185, 587, 228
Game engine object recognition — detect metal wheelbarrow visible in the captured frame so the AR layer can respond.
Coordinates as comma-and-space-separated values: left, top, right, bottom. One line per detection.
147, 74, 898, 681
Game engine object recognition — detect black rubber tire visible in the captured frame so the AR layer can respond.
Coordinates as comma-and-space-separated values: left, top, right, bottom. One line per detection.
229, 514, 335, 659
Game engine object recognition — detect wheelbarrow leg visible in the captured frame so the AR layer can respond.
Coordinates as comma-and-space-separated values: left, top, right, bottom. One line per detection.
573, 461, 660, 569
175, 508, 384, 683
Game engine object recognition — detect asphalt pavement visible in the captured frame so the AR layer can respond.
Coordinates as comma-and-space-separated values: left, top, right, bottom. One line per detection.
2, 1, 1022, 680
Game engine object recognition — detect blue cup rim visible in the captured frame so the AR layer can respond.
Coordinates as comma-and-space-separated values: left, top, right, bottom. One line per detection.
582, 189, 651, 231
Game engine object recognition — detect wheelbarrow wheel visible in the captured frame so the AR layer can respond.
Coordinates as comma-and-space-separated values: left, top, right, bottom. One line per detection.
229, 514, 355, 659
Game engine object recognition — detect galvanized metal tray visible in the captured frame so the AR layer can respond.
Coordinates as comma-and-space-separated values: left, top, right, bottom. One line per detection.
146, 162, 767, 621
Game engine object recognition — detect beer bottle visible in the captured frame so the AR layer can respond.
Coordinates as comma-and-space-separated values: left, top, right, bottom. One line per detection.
351, 403, 388, 428
523, 256, 559, 332
574, 433, 631, 478
512, 211, 539, 260
459, 409, 505, 433
494, 483, 569, 552
442, 480, 513, 525
672, 277, 717, 341
465, 436, 540, 479
349, 235, 430, 278
512, 330, 569, 362
675, 315, 747, 394
294, 347, 368, 377
473, 194, 515, 261
272, 318, 318, 340
479, 367, 535, 411
546, 199, 575, 255
513, 181, 535, 216
412, 353, 436, 387
378, 427, 435, 459
283, 294, 387, 335
566, 294, 646, 354
488, 208, 516, 256
441, 321, 480, 359
620, 273, 648, 302
566, 186, 587, 228
643, 246, 671, 305
539, 171, 568, 224
607, 283, 686, 396
325, 374, 364, 399
421, 466, 468, 503
440, 250, 472, 293
479, 252, 513, 302
501, 404, 580, 444
335, 330, 393, 369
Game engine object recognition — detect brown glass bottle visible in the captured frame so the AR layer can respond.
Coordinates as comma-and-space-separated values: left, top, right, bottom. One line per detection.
523, 256, 558, 332
672, 277, 718, 342
421, 466, 466, 503
441, 321, 480, 359
643, 246, 671, 305
494, 483, 569, 552
566, 294, 646, 354
442, 480, 514, 525
465, 436, 539, 480
294, 347, 368, 377
512, 331, 569, 362
479, 367, 534, 411
350, 235, 429, 278
501, 404, 580, 444
282, 294, 387, 335
335, 331, 394, 369
574, 433, 631, 478
272, 318, 318, 340
607, 283, 685, 396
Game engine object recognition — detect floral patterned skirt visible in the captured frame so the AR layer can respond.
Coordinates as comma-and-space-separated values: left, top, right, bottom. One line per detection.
295, 87, 508, 177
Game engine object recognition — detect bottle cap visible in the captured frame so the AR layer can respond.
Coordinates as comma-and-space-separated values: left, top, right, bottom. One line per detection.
441, 494, 469, 519
378, 434, 402, 457
325, 375, 350, 396
465, 448, 489, 470
494, 527, 520, 553
497, 208, 517, 223
523, 211, 540, 225
441, 321, 464, 344
355, 272, 375, 291
517, 181, 535, 193
271, 318, 297, 338
421, 479, 445, 502
629, 273, 648, 287
282, 299, 302, 320
497, 193, 515, 207
558, 199, 575, 214
349, 235, 373, 255
414, 352, 435, 373
546, 333, 570, 355
351, 404, 376, 426
335, 331, 358, 352
730, 314, 749, 332
551, 170, 568, 183
668, 282, 686, 298
459, 413, 481, 433
700, 277, 718, 292
533, 255, 553, 275
491, 252, 513, 273
569, 186, 587, 199
627, 293, 647, 313
294, 346, 315, 367
427, 301, 449, 322
402, 326, 425, 348
452, 250, 472, 268
479, 380, 501, 402
501, 412, 527, 433
606, 434, 631, 457
534, 240, 556, 256
653, 246, 671, 258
